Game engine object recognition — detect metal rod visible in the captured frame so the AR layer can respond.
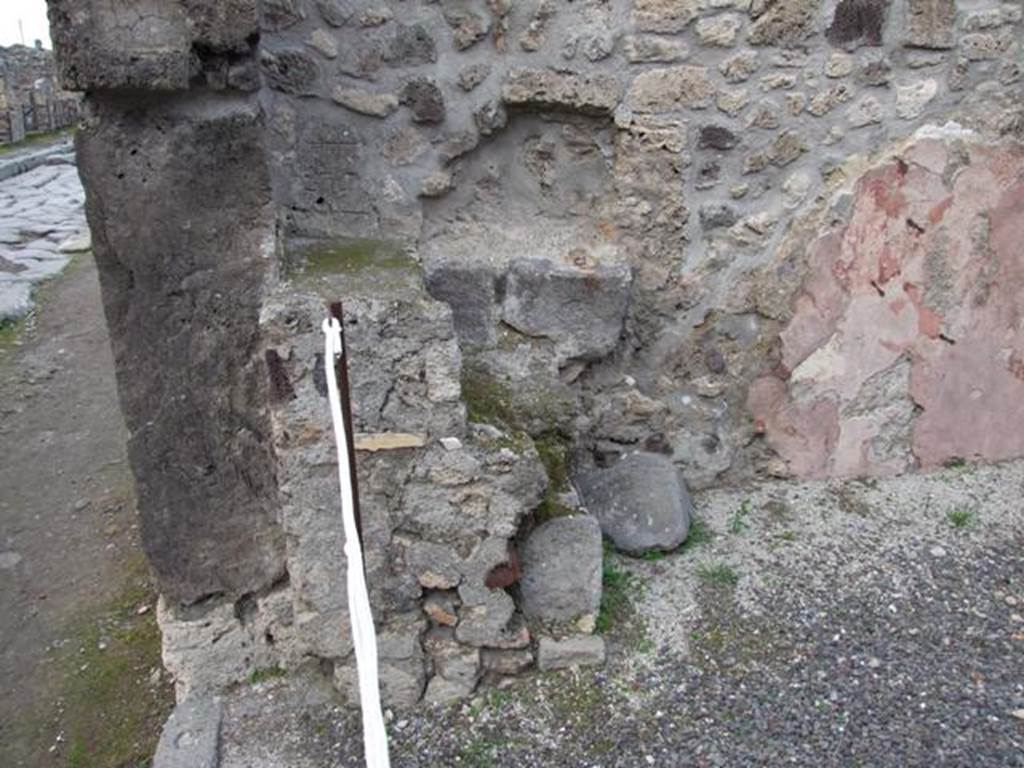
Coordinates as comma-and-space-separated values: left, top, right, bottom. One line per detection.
328, 300, 364, 551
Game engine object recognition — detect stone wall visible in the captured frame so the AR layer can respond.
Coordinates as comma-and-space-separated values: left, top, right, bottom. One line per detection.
48, 0, 1024, 709
256, 0, 1024, 489
0, 43, 79, 144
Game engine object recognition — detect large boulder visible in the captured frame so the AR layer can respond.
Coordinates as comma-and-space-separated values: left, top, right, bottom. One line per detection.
575, 452, 693, 555
520, 515, 602, 630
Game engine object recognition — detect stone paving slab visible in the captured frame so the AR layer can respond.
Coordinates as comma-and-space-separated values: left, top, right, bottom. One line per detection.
0, 162, 87, 322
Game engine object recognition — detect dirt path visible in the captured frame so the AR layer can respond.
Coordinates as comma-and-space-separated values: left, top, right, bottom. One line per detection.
0, 251, 172, 766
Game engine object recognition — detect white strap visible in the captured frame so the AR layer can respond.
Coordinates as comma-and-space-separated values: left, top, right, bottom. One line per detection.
322, 317, 391, 768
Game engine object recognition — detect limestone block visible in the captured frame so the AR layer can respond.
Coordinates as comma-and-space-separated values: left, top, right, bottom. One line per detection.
626, 65, 715, 111
747, 0, 818, 46
502, 68, 622, 116
153, 696, 221, 768
502, 255, 632, 362
623, 35, 690, 64
903, 0, 956, 49
633, 0, 700, 33
537, 635, 606, 670
261, 48, 320, 95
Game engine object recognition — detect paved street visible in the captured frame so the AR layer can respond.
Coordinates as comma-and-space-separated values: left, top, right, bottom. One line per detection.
0, 146, 89, 320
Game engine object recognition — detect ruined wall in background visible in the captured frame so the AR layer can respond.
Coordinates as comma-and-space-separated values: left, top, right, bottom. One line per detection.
0, 43, 79, 144
50, 0, 1024, 711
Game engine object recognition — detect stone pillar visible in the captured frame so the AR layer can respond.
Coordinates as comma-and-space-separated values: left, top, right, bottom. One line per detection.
47, 0, 285, 606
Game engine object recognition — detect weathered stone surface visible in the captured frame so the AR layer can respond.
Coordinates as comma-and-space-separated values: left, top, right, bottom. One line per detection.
424, 626, 480, 691
48, 0, 192, 90
633, 0, 699, 33
386, 24, 438, 66
623, 35, 689, 63
826, 0, 889, 48
895, 79, 938, 119
473, 100, 508, 136
696, 14, 742, 47
458, 63, 491, 91
825, 52, 855, 78
748, 0, 818, 46
260, 48, 319, 95
153, 696, 221, 768
402, 79, 445, 124
261, 0, 305, 31
576, 452, 693, 554
331, 85, 399, 117
442, 0, 490, 50
903, 0, 956, 49
700, 202, 739, 230
502, 68, 622, 116
307, 29, 339, 59
77, 96, 285, 604
537, 635, 606, 670
315, 0, 356, 27
749, 138, 1024, 476
698, 124, 740, 150
720, 50, 760, 82
716, 87, 750, 115
520, 515, 602, 628
626, 65, 715, 111
480, 648, 534, 675
502, 256, 632, 362
847, 94, 883, 127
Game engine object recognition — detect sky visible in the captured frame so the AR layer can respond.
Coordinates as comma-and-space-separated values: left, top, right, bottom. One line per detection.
0, 0, 52, 49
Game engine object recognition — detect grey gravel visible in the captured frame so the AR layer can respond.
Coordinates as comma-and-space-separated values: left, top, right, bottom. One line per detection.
219, 461, 1024, 767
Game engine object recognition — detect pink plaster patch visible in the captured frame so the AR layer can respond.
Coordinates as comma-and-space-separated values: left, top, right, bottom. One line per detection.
749, 140, 1024, 477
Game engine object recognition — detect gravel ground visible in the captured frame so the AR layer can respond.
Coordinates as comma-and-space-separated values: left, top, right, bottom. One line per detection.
219, 461, 1024, 767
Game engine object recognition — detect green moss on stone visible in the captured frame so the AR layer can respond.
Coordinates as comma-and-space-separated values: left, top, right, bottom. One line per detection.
299, 238, 415, 277
534, 433, 576, 522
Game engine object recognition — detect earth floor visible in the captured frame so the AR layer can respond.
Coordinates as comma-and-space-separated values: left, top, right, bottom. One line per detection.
0, 249, 172, 767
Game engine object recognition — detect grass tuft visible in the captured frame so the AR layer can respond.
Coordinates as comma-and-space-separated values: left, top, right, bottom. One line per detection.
728, 499, 751, 535
947, 507, 976, 529
696, 562, 740, 589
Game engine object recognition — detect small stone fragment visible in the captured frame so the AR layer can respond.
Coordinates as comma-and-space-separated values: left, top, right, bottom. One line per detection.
696, 15, 742, 47
825, 52, 855, 78
748, 0, 818, 46
402, 79, 446, 124
895, 79, 937, 119
716, 88, 750, 116
480, 648, 534, 675
698, 125, 740, 151
719, 50, 759, 82
903, 0, 956, 49
260, 49, 319, 95
633, 0, 699, 33
307, 29, 338, 59
623, 35, 689, 63
330, 85, 399, 119
847, 94, 883, 127
458, 63, 491, 91
443, 1, 491, 50
627, 65, 715, 111
502, 68, 622, 116
537, 635, 606, 670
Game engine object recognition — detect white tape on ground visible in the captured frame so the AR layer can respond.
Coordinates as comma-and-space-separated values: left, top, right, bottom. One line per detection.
322, 317, 391, 768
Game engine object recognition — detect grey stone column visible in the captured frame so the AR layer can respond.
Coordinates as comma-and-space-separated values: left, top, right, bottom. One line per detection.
47, 1, 286, 605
